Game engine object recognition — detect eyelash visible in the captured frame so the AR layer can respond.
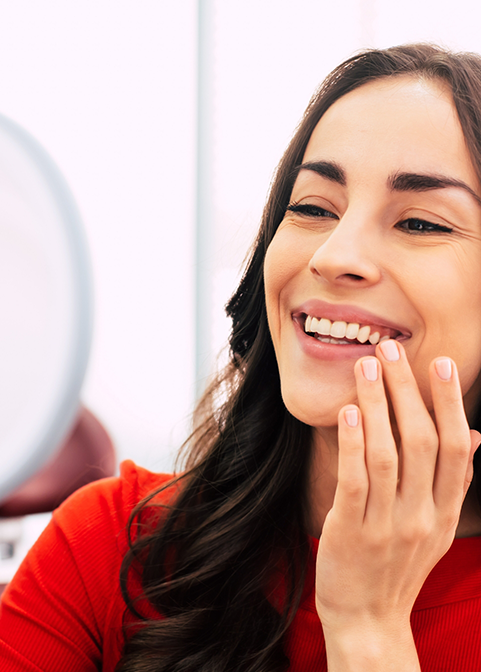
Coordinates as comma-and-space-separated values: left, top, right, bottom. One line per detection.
285, 203, 454, 234
396, 218, 453, 234
286, 203, 337, 219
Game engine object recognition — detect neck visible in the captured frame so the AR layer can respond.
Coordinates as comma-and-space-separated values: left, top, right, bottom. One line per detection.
306, 426, 339, 538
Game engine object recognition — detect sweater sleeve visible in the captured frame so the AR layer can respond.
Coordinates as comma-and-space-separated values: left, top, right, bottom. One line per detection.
0, 460, 156, 672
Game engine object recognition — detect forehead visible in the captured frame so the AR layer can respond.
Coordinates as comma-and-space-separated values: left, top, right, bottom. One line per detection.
302, 76, 478, 188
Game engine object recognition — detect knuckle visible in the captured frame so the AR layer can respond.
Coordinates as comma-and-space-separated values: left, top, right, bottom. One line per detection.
367, 528, 391, 550
401, 518, 433, 543
446, 437, 471, 462
417, 523, 435, 541
441, 509, 461, 532
339, 477, 367, 499
407, 430, 437, 453
398, 527, 416, 544
370, 450, 396, 474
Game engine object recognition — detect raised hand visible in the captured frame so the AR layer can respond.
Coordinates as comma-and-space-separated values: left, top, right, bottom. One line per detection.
315, 339, 480, 671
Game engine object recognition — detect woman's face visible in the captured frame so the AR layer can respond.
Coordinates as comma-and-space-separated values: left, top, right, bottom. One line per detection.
264, 76, 481, 428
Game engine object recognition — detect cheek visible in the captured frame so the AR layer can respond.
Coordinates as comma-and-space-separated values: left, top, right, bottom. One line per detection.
397, 253, 481, 405
263, 243, 282, 341
263, 229, 308, 332
263, 238, 286, 305
264, 229, 360, 428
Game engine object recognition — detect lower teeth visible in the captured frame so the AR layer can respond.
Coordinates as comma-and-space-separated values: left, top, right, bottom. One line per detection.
310, 333, 370, 345
315, 335, 353, 345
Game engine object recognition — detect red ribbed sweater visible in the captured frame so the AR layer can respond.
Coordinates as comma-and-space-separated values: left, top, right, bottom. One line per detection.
1, 460, 481, 671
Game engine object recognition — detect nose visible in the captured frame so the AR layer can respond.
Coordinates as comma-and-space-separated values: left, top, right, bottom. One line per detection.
309, 210, 382, 289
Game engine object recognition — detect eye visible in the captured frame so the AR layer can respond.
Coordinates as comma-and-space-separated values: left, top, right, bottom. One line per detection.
286, 203, 338, 219
396, 217, 453, 234
286, 202, 338, 219
286, 202, 337, 218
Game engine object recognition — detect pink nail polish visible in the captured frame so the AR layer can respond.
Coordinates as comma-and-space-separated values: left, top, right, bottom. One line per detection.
345, 408, 359, 427
362, 359, 378, 381
379, 338, 399, 362
435, 358, 452, 381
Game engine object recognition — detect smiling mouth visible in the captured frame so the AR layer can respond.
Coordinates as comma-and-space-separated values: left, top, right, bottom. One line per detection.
302, 314, 403, 345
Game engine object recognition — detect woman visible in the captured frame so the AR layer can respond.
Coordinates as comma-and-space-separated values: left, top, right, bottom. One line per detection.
2, 43, 481, 671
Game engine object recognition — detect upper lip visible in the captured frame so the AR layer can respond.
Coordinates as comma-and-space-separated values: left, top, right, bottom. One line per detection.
292, 299, 412, 338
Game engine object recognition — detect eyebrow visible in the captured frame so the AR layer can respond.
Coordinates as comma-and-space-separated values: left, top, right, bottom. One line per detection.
389, 171, 481, 206
293, 160, 346, 186
294, 160, 481, 206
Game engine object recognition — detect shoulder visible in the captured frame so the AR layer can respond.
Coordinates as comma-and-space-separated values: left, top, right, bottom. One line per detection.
51, 459, 178, 551
6, 460, 178, 611
0, 461, 178, 670
0, 461, 177, 668
56, 457, 175, 508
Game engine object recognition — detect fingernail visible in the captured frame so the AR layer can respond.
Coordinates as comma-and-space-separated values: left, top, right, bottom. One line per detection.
435, 358, 452, 381
379, 339, 399, 362
345, 408, 359, 427
362, 358, 378, 381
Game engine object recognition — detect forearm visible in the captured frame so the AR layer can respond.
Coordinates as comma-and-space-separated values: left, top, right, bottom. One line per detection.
322, 620, 421, 672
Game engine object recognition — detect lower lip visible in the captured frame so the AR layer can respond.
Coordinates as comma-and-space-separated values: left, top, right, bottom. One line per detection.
294, 318, 380, 361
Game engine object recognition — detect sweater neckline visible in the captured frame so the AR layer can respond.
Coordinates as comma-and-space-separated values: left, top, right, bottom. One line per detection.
301, 535, 481, 614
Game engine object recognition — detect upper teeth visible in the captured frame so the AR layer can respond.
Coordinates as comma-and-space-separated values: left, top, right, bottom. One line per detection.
304, 315, 390, 345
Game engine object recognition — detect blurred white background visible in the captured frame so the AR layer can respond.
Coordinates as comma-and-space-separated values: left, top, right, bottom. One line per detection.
1, 0, 481, 475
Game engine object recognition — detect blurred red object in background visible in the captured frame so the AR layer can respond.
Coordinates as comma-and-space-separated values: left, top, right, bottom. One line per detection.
0, 406, 116, 518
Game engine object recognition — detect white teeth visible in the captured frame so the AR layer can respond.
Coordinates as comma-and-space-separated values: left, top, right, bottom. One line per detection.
304, 315, 396, 345
357, 325, 371, 343
345, 322, 360, 340
318, 317, 331, 335
330, 321, 347, 338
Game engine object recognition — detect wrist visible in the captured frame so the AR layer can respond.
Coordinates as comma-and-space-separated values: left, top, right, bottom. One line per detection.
321, 618, 420, 672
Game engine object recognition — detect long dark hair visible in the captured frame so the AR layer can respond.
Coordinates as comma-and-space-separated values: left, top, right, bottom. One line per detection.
117, 44, 481, 672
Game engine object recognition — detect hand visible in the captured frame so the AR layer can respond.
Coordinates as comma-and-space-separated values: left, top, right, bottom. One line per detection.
315, 339, 480, 638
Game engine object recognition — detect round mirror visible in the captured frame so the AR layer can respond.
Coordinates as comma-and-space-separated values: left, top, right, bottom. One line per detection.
0, 113, 92, 501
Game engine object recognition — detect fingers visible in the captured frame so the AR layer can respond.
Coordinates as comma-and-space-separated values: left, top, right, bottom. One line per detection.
465, 430, 481, 498
428, 358, 474, 515
351, 358, 398, 524
335, 342, 477, 535
375, 340, 438, 508
335, 405, 368, 526
365, 342, 474, 527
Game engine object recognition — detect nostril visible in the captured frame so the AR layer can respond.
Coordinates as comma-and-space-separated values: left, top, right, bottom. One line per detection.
345, 274, 365, 281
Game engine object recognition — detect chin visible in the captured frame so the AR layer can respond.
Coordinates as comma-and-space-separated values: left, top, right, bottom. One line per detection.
280, 382, 356, 428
